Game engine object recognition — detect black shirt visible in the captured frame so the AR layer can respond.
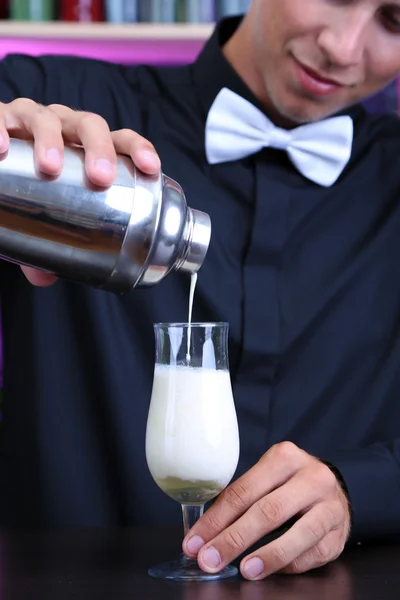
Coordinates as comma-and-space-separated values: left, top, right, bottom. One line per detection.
0, 17, 399, 542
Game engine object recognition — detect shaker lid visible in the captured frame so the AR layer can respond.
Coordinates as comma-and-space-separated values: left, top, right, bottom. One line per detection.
177, 208, 211, 274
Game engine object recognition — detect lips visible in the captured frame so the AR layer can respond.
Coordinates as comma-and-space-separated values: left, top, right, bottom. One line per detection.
300, 63, 342, 86
293, 58, 344, 97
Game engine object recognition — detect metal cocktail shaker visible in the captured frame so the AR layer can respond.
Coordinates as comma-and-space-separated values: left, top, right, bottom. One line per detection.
0, 139, 211, 293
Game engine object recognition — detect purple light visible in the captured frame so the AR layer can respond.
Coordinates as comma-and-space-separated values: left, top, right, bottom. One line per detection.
0, 36, 205, 65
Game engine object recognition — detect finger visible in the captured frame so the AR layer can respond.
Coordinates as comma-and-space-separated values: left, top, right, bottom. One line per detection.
48, 105, 117, 187
111, 129, 161, 174
239, 502, 343, 580
183, 442, 306, 556
195, 469, 325, 573
3, 99, 64, 175
0, 124, 9, 154
20, 265, 58, 287
279, 529, 346, 575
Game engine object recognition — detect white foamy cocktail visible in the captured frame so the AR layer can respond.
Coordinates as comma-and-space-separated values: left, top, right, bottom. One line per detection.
146, 364, 240, 505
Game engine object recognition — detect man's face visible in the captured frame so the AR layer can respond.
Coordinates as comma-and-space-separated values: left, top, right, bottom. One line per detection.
243, 0, 400, 124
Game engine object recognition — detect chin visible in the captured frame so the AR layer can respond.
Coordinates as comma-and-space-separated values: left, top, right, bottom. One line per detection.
274, 98, 348, 125
267, 83, 352, 125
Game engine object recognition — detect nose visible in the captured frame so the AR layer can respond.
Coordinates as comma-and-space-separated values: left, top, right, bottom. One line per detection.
317, 12, 368, 68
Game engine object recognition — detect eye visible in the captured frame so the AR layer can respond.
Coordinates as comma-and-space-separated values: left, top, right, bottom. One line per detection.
380, 8, 400, 33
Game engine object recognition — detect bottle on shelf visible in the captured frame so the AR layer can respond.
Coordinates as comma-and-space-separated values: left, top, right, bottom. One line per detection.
138, 0, 176, 23
105, 0, 138, 23
10, 0, 55, 20
185, 0, 215, 23
219, 0, 241, 18
0, 0, 7, 18
60, 0, 105, 22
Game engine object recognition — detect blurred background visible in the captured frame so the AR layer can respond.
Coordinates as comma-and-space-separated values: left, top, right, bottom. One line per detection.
0, 1, 251, 22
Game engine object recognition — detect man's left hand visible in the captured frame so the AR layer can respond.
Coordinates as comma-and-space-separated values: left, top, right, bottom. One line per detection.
183, 441, 351, 580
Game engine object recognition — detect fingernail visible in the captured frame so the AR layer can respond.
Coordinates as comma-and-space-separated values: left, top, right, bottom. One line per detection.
186, 535, 205, 555
46, 148, 61, 165
141, 150, 160, 168
95, 158, 114, 174
243, 557, 264, 579
202, 546, 221, 569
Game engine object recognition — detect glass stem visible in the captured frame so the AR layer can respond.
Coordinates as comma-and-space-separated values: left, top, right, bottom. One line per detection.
182, 504, 205, 537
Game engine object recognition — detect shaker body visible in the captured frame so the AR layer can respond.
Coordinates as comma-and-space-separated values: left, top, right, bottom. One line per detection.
0, 139, 211, 293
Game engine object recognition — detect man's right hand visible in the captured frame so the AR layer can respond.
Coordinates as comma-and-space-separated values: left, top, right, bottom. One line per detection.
0, 98, 161, 286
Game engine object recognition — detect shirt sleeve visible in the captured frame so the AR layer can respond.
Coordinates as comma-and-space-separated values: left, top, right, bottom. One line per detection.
0, 52, 132, 118
323, 441, 400, 542
0, 53, 54, 103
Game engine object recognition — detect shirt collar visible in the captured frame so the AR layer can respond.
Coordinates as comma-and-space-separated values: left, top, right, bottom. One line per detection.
192, 16, 365, 127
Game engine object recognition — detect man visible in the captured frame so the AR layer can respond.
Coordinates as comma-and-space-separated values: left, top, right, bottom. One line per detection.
0, 0, 399, 581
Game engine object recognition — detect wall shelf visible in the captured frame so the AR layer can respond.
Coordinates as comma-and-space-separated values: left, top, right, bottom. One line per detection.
0, 21, 213, 39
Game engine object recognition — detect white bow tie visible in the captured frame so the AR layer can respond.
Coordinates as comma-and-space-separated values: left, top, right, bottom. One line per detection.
205, 88, 354, 187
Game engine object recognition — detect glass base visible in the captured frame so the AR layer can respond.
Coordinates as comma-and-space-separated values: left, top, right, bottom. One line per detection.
148, 553, 238, 582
